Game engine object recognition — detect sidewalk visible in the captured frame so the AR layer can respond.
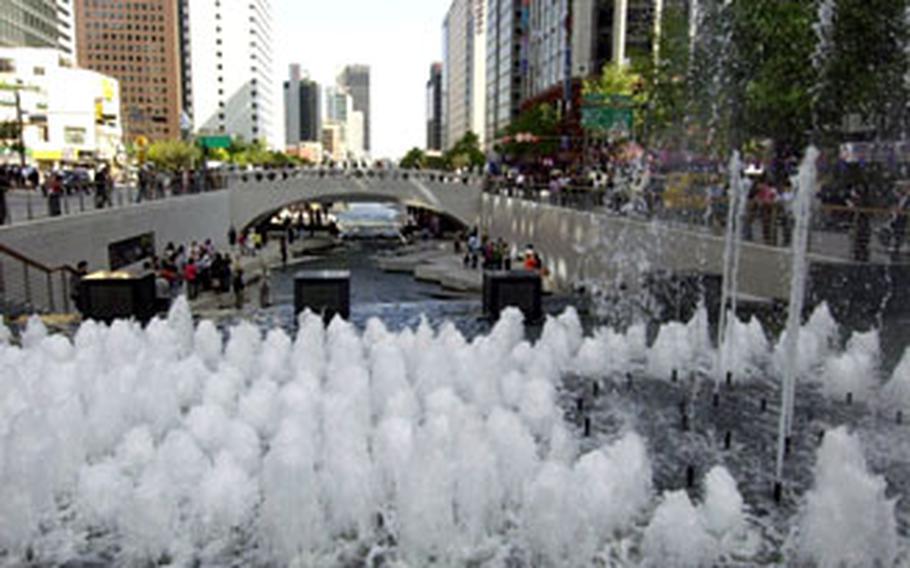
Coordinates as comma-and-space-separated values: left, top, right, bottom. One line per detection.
190, 236, 336, 315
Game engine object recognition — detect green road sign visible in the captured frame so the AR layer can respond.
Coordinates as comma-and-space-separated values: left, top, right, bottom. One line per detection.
583, 93, 633, 108
582, 93, 634, 134
582, 106, 634, 134
198, 135, 232, 149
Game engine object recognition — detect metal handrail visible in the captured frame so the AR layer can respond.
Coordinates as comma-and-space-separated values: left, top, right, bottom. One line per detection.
0, 242, 77, 314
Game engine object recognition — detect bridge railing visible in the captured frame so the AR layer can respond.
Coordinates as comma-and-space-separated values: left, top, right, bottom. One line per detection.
223, 166, 482, 187
0, 242, 77, 315
0, 175, 232, 227
484, 182, 908, 264
0, 167, 484, 227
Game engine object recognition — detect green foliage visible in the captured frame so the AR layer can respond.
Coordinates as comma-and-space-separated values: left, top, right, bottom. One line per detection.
583, 62, 648, 142
0, 121, 20, 142
638, 4, 691, 147
815, 0, 909, 142
0, 121, 24, 157
399, 147, 426, 169
729, 0, 818, 159
146, 139, 201, 171
584, 63, 645, 102
444, 131, 484, 171
496, 104, 560, 160
424, 154, 449, 171
225, 138, 272, 166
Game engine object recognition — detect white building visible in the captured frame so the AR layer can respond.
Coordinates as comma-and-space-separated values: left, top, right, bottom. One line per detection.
55, 0, 76, 63
184, 0, 280, 148
322, 84, 366, 160
346, 110, 365, 160
443, 0, 486, 150
321, 123, 343, 162
0, 48, 121, 166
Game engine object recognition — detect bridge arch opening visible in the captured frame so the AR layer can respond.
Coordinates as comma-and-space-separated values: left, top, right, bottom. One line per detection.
241, 194, 469, 241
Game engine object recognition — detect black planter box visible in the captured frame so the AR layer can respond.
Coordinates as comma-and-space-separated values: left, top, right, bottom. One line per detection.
80, 271, 157, 323
294, 270, 351, 323
483, 270, 542, 322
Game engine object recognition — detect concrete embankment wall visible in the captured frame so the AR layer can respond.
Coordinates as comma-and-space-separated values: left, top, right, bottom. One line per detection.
0, 192, 231, 272
480, 194, 797, 301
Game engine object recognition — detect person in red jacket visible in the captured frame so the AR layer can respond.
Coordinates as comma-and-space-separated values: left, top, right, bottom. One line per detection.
184, 258, 199, 299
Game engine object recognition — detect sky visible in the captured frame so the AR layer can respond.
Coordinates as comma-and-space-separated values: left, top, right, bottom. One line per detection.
274, 0, 452, 160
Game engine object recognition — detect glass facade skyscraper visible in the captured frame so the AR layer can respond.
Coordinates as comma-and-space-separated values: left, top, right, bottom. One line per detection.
484, 0, 522, 145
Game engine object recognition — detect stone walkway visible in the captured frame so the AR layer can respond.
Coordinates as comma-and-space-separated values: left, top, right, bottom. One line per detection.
376, 240, 513, 294
190, 236, 336, 316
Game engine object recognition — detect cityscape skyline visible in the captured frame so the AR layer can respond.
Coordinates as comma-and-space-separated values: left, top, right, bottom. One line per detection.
274, 0, 451, 159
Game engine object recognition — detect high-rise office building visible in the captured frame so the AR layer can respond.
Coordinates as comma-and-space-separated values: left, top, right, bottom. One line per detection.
523, 0, 660, 101
442, 0, 486, 151
485, 0, 522, 145
1, 0, 60, 49
337, 64, 370, 153
324, 85, 352, 124
184, 0, 279, 147
426, 62, 443, 151
284, 64, 320, 147
524, 0, 570, 100
177, 0, 192, 126
55, 0, 75, 60
74, 0, 183, 142
323, 85, 366, 159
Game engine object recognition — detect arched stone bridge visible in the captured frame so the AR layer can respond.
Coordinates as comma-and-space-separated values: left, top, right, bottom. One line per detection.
229, 169, 483, 229
0, 170, 484, 277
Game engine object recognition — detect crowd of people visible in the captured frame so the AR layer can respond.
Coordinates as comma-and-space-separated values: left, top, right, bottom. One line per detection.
147, 234, 269, 313
458, 228, 545, 274
488, 148, 910, 262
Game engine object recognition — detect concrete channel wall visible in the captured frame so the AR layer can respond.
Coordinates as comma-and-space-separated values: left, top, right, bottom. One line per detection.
481, 194, 808, 301
0, 191, 231, 272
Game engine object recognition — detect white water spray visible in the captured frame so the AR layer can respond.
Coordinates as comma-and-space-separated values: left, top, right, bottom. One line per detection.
715, 151, 749, 388
776, 146, 818, 480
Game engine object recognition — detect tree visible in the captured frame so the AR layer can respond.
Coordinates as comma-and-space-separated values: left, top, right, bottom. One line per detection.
583, 62, 649, 141
444, 132, 485, 171
496, 103, 560, 161
399, 147, 426, 169
0, 121, 23, 157
815, 0, 909, 143
584, 62, 645, 100
226, 138, 272, 166
638, 4, 691, 148
729, 0, 818, 166
146, 139, 201, 170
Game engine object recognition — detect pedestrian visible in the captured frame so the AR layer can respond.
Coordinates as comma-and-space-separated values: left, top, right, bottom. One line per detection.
0, 166, 9, 225
47, 172, 63, 216
238, 231, 247, 255
94, 165, 111, 209
184, 258, 199, 299
891, 182, 910, 259
259, 266, 271, 308
755, 177, 778, 245
228, 225, 237, 248
523, 245, 539, 271
70, 260, 89, 313
232, 267, 245, 310
280, 235, 288, 267
155, 269, 172, 312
